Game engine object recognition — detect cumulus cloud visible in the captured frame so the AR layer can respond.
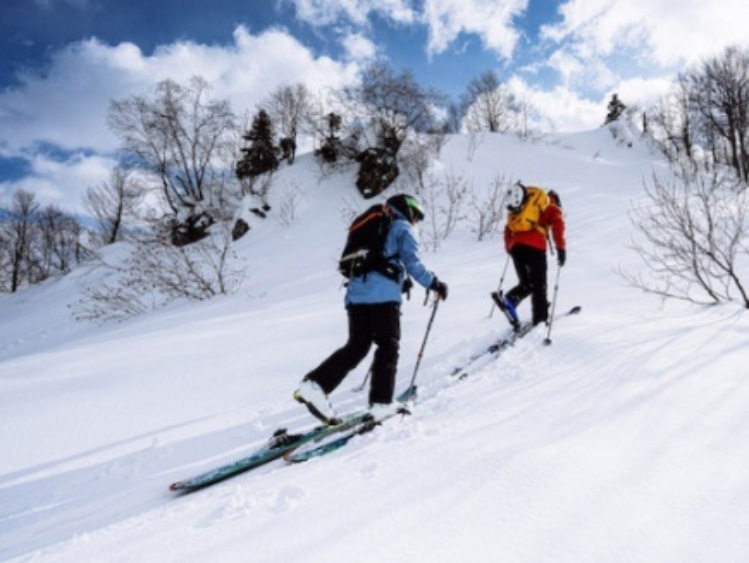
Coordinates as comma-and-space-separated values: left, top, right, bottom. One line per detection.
421, 0, 529, 60
547, 48, 617, 92
0, 41, 151, 155
524, 0, 749, 125
290, 0, 530, 63
0, 26, 362, 155
613, 76, 672, 111
0, 151, 117, 214
341, 32, 378, 60
507, 76, 603, 132
3, 0, 748, 214
290, 0, 416, 27
507, 70, 673, 134
542, 0, 749, 75
0, 26, 362, 211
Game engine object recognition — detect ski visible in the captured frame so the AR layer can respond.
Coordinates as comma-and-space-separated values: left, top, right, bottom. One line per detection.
169, 411, 372, 492
283, 384, 415, 463
169, 387, 416, 492
451, 305, 581, 379
284, 404, 410, 463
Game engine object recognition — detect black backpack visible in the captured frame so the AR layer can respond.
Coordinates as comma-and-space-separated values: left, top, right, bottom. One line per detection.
338, 204, 400, 281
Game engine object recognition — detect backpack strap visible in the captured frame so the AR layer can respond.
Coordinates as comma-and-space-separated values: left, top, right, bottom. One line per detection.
346, 205, 401, 283
371, 230, 401, 282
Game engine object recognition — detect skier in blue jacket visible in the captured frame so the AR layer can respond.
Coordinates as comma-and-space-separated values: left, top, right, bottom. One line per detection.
294, 194, 448, 424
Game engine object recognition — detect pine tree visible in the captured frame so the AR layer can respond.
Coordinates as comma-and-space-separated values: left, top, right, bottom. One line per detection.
236, 110, 279, 179
604, 93, 626, 124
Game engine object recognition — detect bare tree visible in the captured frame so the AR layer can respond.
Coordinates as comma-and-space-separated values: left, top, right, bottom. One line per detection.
420, 171, 469, 251
469, 175, 510, 241
263, 83, 315, 164
687, 45, 749, 182
73, 228, 244, 322
337, 62, 447, 198
0, 191, 91, 293
132, 233, 241, 300
462, 70, 519, 133
36, 205, 84, 280
0, 229, 11, 293
342, 61, 445, 154
2, 190, 38, 292
622, 167, 749, 307
649, 45, 749, 182
515, 95, 544, 140
108, 76, 239, 245
445, 101, 463, 134
650, 76, 696, 164
84, 166, 142, 246
399, 131, 448, 194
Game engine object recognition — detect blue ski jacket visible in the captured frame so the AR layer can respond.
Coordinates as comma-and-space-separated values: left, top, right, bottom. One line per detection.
344, 207, 435, 305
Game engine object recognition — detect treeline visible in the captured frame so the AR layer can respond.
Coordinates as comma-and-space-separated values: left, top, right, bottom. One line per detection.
1, 46, 747, 309
618, 45, 749, 308
0, 191, 89, 293
0, 60, 542, 298
615, 45, 749, 183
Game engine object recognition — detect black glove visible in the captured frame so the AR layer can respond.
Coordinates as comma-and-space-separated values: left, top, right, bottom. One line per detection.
429, 277, 448, 301
401, 277, 413, 299
557, 248, 566, 267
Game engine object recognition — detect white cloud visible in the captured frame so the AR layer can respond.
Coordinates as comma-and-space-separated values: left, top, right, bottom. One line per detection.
341, 32, 378, 60
507, 71, 675, 134
529, 0, 749, 118
543, 0, 749, 69
547, 47, 617, 92
0, 152, 116, 214
5, 0, 745, 212
421, 0, 529, 60
0, 26, 363, 212
1, 40, 154, 155
0, 26, 361, 154
291, 0, 416, 26
613, 76, 672, 111
507, 76, 603, 132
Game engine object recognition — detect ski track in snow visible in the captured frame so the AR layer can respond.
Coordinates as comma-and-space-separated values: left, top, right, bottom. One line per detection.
2, 129, 749, 562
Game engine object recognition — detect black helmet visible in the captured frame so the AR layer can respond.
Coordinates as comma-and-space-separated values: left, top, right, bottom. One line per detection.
387, 194, 425, 223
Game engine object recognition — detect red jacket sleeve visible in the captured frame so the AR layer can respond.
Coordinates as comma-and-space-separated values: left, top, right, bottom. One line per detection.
543, 204, 566, 250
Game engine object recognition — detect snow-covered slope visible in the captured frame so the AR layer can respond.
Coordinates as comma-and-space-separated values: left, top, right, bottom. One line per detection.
2, 129, 748, 563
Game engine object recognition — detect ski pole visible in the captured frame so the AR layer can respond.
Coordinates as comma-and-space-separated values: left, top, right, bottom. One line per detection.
352, 366, 372, 393
544, 265, 562, 346
404, 297, 440, 401
489, 255, 511, 318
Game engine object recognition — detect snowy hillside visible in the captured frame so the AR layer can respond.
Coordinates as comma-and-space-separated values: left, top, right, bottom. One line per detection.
2, 129, 748, 563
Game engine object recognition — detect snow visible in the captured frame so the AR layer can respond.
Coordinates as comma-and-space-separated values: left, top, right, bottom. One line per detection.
2, 128, 749, 563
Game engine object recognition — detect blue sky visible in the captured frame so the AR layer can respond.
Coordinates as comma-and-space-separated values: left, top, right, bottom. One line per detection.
1, 0, 747, 212
0, 1, 558, 103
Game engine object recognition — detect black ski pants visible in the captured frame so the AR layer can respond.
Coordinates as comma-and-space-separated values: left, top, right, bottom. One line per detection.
305, 302, 400, 405
506, 244, 549, 325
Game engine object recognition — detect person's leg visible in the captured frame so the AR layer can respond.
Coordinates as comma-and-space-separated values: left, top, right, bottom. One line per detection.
506, 246, 534, 306
367, 303, 401, 405
525, 249, 549, 325
304, 305, 373, 394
